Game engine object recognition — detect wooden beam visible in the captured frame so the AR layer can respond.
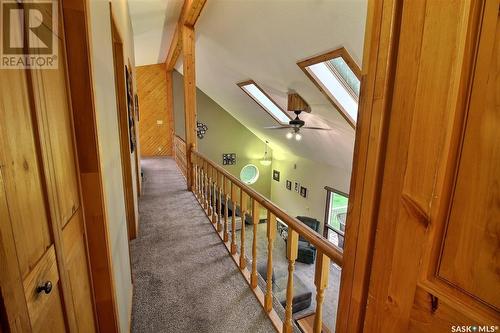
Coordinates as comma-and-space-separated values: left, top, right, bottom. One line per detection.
165, 24, 182, 71
182, 24, 197, 190
164, 0, 206, 70
180, 0, 207, 27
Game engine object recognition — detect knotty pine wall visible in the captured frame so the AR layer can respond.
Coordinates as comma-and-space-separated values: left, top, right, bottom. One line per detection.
137, 64, 173, 156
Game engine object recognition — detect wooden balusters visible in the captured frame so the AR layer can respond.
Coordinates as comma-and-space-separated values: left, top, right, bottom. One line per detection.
196, 158, 203, 201
283, 228, 299, 333
230, 182, 238, 254
203, 161, 209, 210
265, 211, 277, 312
208, 164, 213, 217
250, 199, 259, 289
216, 171, 223, 232
190, 152, 345, 333
239, 191, 247, 269
313, 251, 330, 333
211, 166, 217, 224
223, 177, 229, 242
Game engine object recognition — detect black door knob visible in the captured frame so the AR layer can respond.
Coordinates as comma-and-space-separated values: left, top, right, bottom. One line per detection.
36, 281, 53, 294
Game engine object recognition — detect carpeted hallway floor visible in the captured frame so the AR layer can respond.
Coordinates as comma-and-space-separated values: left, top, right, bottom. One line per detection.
131, 158, 275, 333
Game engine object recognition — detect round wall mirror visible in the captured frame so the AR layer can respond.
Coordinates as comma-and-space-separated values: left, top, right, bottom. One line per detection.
240, 164, 259, 185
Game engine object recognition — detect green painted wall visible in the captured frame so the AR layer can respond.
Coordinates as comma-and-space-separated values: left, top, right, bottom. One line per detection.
269, 154, 351, 232
172, 70, 272, 197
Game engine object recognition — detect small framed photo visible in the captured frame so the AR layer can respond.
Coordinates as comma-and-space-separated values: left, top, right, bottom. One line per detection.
294, 182, 300, 193
300, 186, 308, 198
222, 153, 236, 165
286, 180, 292, 190
273, 170, 280, 182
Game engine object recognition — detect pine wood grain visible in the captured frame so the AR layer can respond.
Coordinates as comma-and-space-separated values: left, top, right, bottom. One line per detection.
137, 64, 173, 157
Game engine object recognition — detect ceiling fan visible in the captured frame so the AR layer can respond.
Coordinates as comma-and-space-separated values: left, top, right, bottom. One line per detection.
264, 92, 331, 141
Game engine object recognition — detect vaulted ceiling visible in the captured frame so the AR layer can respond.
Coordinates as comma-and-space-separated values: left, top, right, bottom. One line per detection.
129, 0, 367, 171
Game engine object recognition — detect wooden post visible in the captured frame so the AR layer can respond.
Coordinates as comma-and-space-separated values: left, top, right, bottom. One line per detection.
230, 183, 238, 254
265, 211, 277, 312
182, 24, 197, 191
239, 190, 247, 269
250, 199, 259, 289
313, 251, 330, 333
283, 228, 299, 333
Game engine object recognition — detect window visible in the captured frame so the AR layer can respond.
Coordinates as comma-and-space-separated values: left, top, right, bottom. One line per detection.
237, 80, 291, 124
298, 47, 361, 128
323, 186, 349, 250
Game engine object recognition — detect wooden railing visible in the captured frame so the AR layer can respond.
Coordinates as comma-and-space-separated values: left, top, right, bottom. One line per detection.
173, 135, 187, 178
190, 149, 343, 333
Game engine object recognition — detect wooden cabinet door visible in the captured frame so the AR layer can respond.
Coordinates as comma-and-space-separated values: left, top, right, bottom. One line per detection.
0, 68, 67, 332
0, 1, 96, 332
361, 1, 500, 332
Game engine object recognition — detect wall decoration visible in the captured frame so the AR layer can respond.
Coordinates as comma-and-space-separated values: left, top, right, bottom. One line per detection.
222, 153, 236, 165
273, 170, 280, 182
294, 181, 300, 193
286, 180, 292, 190
300, 186, 308, 198
125, 66, 136, 153
197, 121, 208, 139
134, 94, 139, 121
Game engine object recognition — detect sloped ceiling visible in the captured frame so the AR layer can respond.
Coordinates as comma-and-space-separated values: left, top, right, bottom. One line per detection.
128, 0, 183, 66
131, 0, 367, 171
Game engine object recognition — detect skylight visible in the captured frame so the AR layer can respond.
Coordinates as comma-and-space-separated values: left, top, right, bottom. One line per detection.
298, 48, 361, 128
238, 81, 291, 124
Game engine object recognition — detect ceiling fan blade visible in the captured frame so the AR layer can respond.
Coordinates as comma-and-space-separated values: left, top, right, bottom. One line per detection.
301, 126, 332, 130
263, 125, 292, 129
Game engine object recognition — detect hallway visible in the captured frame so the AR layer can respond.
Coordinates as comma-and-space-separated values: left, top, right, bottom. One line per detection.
130, 158, 275, 332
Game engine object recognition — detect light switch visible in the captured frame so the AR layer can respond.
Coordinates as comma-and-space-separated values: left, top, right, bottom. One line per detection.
157, 120, 163, 125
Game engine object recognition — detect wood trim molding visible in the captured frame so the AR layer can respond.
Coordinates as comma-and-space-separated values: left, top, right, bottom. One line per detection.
62, 0, 120, 331
237, 80, 292, 124
110, 10, 137, 240
297, 47, 362, 129
335, 0, 401, 331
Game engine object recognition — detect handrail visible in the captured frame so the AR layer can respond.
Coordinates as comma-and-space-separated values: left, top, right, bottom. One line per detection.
173, 135, 187, 177
189, 148, 343, 333
191, 150, 343, 267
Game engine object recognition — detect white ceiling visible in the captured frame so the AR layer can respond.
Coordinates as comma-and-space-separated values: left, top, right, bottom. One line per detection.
130, 0, 367, 171
128, 0, 183, 66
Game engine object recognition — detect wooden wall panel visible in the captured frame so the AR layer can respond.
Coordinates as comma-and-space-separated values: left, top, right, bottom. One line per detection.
137, 64, 173, 157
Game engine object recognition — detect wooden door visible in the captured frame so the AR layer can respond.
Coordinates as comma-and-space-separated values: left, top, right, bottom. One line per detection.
356, 0, 500, 331
0, 1, 96, 332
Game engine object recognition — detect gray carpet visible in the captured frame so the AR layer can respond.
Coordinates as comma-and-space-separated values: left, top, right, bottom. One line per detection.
131, 158, 275, 333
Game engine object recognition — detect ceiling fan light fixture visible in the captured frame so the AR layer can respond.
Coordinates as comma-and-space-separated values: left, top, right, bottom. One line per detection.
295, 132, 302, 141
286, 131, 294, 139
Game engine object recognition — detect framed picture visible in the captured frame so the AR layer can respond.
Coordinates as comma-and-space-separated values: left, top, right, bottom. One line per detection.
222, 153, 236, 165
286, 180, 292, 190
300, 186, 308, 198
294, 182, 300, 193
134, 94, 139, 121
273, 170, 280, 181
125, 66, 136, 153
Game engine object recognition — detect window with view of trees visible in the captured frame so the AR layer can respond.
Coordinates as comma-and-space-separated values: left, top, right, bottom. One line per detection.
323, 186, 349, 250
